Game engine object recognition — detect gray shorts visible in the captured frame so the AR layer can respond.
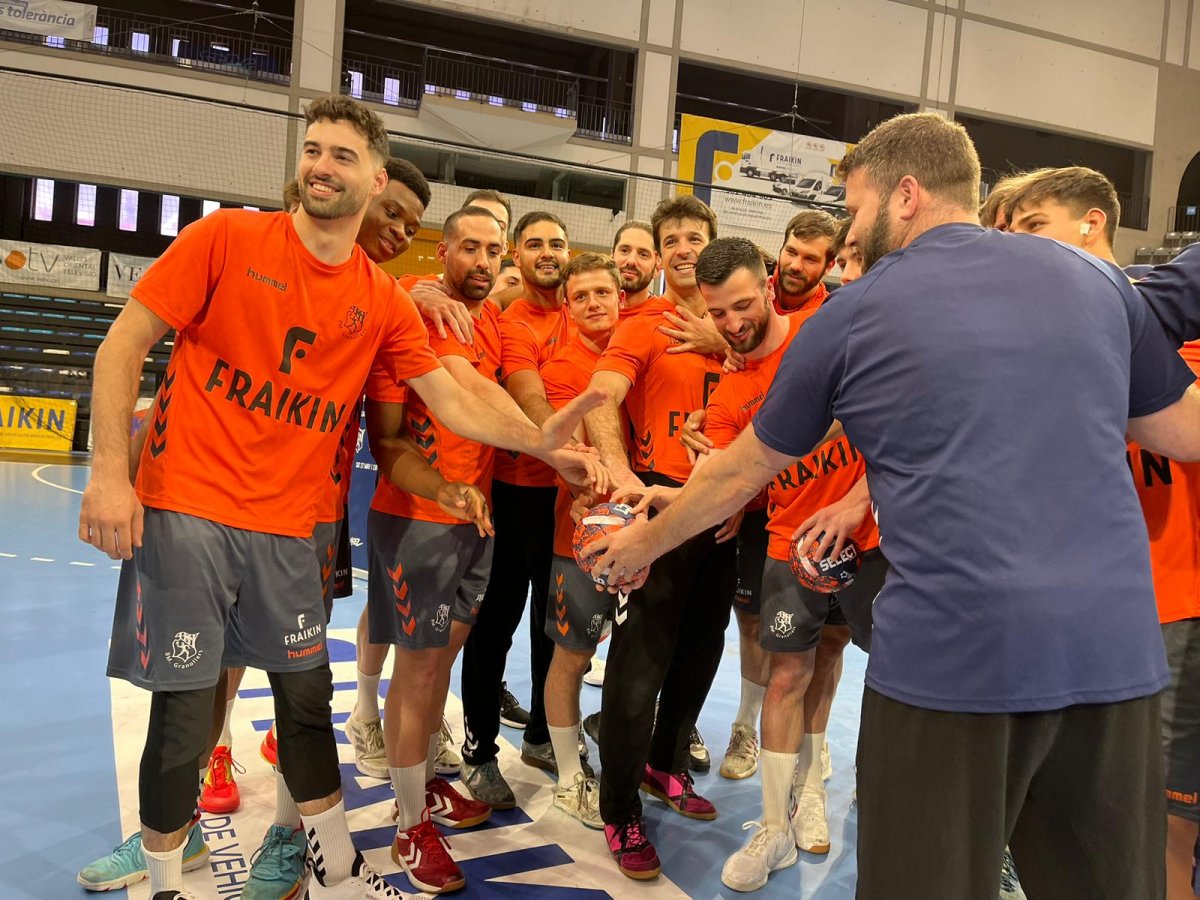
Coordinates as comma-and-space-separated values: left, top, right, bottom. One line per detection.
313, 518, 341, 620
107, 507, 328, 691
366, 510, 492, 650
544, 553, 615, 652
759, 549, 886, 653
1162, 617, 1200, 820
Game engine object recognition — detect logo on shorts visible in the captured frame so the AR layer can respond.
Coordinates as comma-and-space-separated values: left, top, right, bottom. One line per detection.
166, 631, 202, 669
431, 603, 451, 632
340, 306, 366, 338
587, 614, 604, 638
770, 611, 796, 639
285, 617, 324, 647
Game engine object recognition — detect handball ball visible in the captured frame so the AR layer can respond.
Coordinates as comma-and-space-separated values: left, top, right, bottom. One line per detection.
790, 534, 860, 594
573, 502, 638, 585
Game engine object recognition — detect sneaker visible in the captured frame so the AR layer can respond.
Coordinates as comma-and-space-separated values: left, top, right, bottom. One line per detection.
152, 892, 199, 900
553, 772, 603, 829
719, 724, 760, 780
260, 723, 279, 768
391, 817, 466, 894
821, 737, 832, 782
200, 745, 243, 814
243, 825, 306, 900
345, 712, 388, 780
520, 739, 596, 779
78, 824, 209, 891
999, 846, 1028, 900
720, 821, 799, 892
459, 758, 516, 809
688, 725, 711, 773
792, 788, 830, 854
641, 764, 717, 820
434, 718, 461, 777
307, 851, 432, 898
582, 711, 601, 745
582, 657, 605, 687
499, 681, 530, 729
426, 776, 491, 828
604, 816, 661, 880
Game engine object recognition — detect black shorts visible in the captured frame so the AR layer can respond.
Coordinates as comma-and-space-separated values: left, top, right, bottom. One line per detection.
734, 507, 769, 615
759, 548, 885, 653
1161, 617, 1200, 820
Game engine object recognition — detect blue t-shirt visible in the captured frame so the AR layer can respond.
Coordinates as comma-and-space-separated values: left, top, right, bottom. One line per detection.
753, 223, 1194, 713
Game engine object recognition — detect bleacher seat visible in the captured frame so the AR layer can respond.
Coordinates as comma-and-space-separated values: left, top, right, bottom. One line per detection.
1182, 232, 1200, 247
1134, 247, 1154, 265
1152, 247, 1174, 264
1164, 231, 1183, 248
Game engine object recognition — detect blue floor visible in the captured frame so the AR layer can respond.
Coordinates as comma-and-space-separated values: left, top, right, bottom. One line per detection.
0, 457, 867, 899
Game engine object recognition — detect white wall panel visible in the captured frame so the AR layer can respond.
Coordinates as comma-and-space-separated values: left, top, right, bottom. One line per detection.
396, 0, 642, 43
638, 52, 674, 152
965, 0, 1164, 59
1190, 1, 1200, 68
680, 0, 927, 98
298, 0, 340, 93
646, 0, 677, 47
955, 20, 1158, 146
926, 12, 957, 104
1166, 0, 1188, 65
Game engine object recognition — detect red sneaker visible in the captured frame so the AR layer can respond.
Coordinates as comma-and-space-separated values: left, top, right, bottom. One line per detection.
604, 816, 661, 880
259, 724, 278, 768
200, 745, 243, 814
391, 816, 466, 894
426, 776, 491, 829
641, 764, 717, 820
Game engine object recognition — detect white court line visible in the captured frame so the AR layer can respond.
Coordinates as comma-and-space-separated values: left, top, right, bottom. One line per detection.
30, 464, 85, 495
0, 552, 15, 558
30, 557, 54, 563
69, 561, 95, 567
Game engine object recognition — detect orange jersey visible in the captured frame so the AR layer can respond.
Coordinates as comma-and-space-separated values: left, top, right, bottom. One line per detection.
131, 210, 440, 537
595, 296, 724, 484
316, 398, 361, 523
704, 313, 878, 560
368, 294, 502, 525
495, 297, 574, 487
772, 274, 828, 317
1128, 342, 1200, 623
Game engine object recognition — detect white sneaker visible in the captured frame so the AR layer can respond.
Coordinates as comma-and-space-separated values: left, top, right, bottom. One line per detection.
553, 771, 604, 829
434, 717, 461, 776
305, 852, 434, 899
719, 723, 760, 780
345, 712, 388, 780
582, 657, 605, 687
720, 821, 798, 892
792, 788, 830, 854
821, 738, 832, 781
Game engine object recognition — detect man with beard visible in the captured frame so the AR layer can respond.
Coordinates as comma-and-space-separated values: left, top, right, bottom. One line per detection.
459, 212, 581, 807
612, 220, 661, 311
772, 210, 837, 314
591, 111, 1200, 900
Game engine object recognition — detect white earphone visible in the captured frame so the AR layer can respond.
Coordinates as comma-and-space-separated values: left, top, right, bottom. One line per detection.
1079, 222, 1092, 236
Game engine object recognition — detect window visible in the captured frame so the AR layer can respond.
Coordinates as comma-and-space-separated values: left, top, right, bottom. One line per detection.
76, 184, 97, 226
348, 70, 363, 99
44, 36, 65, 48
32, 179, 55, 221
131, 32, 150, 53
160, 195, 180, 236
93, 26, 109, 46
202, 200, 220, 217
171, 38, 182, 56
383, 78, 401, 105
118, 190, 139, 231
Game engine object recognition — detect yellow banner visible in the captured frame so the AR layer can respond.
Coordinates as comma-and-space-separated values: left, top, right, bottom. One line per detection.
0, 395, 77, 451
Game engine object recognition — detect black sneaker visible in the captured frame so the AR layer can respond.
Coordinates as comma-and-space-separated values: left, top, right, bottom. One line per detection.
688, 725, 710, 773
582, 711, 601, 745
499, 681, 530, 729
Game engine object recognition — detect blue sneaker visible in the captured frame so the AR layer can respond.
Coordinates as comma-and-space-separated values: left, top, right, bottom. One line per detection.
242, 825, 307, 900
77, 823, 208, 891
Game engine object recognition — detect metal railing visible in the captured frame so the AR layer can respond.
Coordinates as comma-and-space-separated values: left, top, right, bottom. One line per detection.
577, 98, 633, 145
423, 48, 578, 114
1168, 205, 1200, 234
0, 5, 293, 85
341, 53, 421, 110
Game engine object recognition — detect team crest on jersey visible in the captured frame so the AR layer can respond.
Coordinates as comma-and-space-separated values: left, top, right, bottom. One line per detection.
166, 631, 202, 668
340, 306, 366, 338
587, 614, 604, 638
431, 603, 451, 631
770, 611, 796, 639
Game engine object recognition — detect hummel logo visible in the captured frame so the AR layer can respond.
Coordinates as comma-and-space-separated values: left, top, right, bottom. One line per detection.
615, 592, 629, 625
247, 266, 288, 292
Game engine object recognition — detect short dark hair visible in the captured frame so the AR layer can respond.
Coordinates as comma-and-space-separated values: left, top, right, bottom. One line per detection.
514, 211, 569, 243
562, 252, 621, 293
463, 189, 512, 222
443, 206, 504, 242
303, 95, 390, 165
613, 220, 655, 252
695, 237, 767, 287
831, 217, 852, 255
836, 111, 981, 213
1008, 166, 1122, 244
650, 196, 718, 252
282, 179, 301, 211
385, 158, 431, 209
782, 210, 838, 262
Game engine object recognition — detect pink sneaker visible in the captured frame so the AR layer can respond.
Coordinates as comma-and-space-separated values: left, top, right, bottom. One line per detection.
641, 764, 717, 820
604, 816, 661, 880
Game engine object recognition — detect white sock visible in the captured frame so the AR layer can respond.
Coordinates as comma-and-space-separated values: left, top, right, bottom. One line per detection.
219, 698, 235, 748
356, 670, 382, 721
144, 840, 185, 894
760, 749, 799, 830
798, 732, 825, 793
390, 763, 427, 831
734, 678, 767, 730
274, 768, 302, 829
549, 723, 583, 788
425, 732, 439, 784
302, 800, 357, 886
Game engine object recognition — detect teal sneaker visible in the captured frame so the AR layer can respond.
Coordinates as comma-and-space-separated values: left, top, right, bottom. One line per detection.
242, 825, 307, 900
77, 822, 208, 891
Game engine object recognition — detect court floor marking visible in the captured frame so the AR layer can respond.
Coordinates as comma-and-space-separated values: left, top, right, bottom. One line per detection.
30, 462, 85, 495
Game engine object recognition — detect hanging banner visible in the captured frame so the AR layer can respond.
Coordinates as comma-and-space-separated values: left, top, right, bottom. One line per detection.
0, 395, 77, 451
0, 239, 101, 290
107, 252, 158, 299
0, 1, 97, 41
677, 113, 851, 232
